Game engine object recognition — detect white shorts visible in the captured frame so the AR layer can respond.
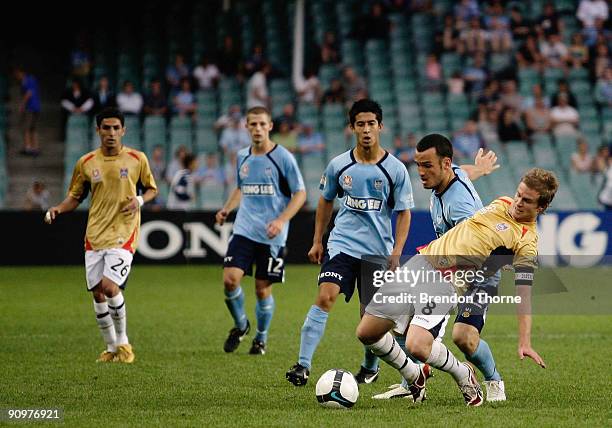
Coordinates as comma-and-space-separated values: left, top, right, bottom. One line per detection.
366, 254, 456, 336
85, 248, 133, 290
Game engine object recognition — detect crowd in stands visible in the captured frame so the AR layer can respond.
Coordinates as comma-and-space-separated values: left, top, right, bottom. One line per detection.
55, 0, 611, 210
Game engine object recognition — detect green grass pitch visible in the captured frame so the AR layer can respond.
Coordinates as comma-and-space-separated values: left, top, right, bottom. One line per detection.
1, 265, 611, 427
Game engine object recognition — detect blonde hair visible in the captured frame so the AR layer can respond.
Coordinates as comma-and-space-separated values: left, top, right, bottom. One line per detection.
521, 168, 559, 211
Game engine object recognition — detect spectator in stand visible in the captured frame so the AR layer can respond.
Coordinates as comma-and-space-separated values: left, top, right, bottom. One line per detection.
447, 70, 465, 94
454, 0, 480, 25
550, 93, 580, 137
424, 53, 443, 91
568, 32, 590, 69
540, 33, 570, 70
462, 51, 488, 98
214, 104, 245, 132
498, 107, 525, 143
516, 34, 544, 70
571, 137, 594, 173
320, 31, 340, 64
193, 54, 220, 91
14, 66, 41, 156
352, 2, 390, 41
525, 96, 553, 139
295, 67, 322, 105
245, 43, 267, 76
522, 83, 549, 111
219, 111, 251, 158
297, 123, 325, 156
594, 67, 612, 108
198, 152, 226, 187
172, 77, 197, 118
583, 18, 611, 48
246, 62, 271, 109
536, 2, 563, 37
167, 152, 200, 211
321, 78, 346, 105
488, 15, 513, 52
458, 17, 486, 56
592, 42, 611, 80
499, 79, 523, 118
92, 76, 116, 116
452, 119, 485, 161
165, 145, 188, 184
116, 80, 143, 116
576, 0, 609, 30
143, 78, 168, 117
599, 155, 612, 209
477, 105, 500, 145
477, 79, 501, 109
217, 35, 241, 77
442, 14, 460, 52
166, 53, 190, 93
551, 79, 578, 108
342, 66, 368, 106
592, 144, 610, 174
61, 78, 94, 116
70, 33, 92, 80
148, 145, 167, 209
24, 179, 50, 210
510, 6, 531, 43
393, 132, 417, 168
273, 103, 299, 132
274, 121, 299, 153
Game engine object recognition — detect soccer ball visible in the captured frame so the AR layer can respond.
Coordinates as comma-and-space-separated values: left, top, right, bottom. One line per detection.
315, 369, 359, 409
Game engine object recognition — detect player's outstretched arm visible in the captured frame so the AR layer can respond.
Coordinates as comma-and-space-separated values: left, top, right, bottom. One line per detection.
389, 209, 411, 270
460, 148, 500, 181
308, 197, 334, 264
44, 196, 80, 224
516, 284, 546, 368
216, 187, 242, 225
267, 189, 306, 239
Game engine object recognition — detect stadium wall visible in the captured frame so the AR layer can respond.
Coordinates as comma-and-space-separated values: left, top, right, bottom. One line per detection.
2, 211, 610, 266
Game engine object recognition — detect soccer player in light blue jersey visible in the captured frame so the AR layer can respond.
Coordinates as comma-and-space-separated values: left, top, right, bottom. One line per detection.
216, 106, 306, 355
372, 133, 506, 402
286, 99, 414, 386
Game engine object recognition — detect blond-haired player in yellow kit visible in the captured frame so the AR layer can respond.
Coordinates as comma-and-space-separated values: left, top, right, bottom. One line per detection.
356, 168, 558, 406
44, 107, 158, 363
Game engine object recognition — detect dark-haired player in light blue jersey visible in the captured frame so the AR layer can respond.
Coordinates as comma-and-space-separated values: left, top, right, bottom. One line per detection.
216, 106, 306, 356
286, 99, 414, 386
372, 133, 506, 403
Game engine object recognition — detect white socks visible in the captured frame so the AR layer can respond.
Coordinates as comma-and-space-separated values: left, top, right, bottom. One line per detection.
366, 333, 420, 384
426, 340, 470, 384
94, 301, 117, 352
107, 293, 128, 346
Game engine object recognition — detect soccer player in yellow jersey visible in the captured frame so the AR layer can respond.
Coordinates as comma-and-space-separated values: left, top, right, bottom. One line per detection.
44, 107, 158, 363
356, 168, 558, 406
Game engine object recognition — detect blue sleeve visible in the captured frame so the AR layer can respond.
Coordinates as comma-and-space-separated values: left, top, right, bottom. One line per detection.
449, 194, 477, 225
236, 152, 245, 186
392, 163, 414, 211
320, 161, 337, 201
283, 151, 305, 193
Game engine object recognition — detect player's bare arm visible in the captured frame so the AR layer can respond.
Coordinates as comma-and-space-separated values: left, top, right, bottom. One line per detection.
44, 196, 80, 224
389, 209, 411, 270
267, 189, 306, 239
308, 197, 334, 264
216, 187, 242, 225
120, 187, 158, 215
516, 284, 546, 368
460, 148, 500, 181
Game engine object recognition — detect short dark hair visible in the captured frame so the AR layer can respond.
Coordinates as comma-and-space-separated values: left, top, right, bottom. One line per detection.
246, 106, 271, 119
96, 107, 125, 127
182, 153, 196, 169
416, 133, 453, 160
348, 99, 383, 126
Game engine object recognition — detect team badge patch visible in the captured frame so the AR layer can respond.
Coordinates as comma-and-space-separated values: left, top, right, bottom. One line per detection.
240, 163, 249, 179
319, 174, 327, 189
495, 223, 509, 232
120, 168, 128, 178
92, 169, 102, 183
374, 179, 383, 190
342, 174, 352, 189
265, 167, 273, 177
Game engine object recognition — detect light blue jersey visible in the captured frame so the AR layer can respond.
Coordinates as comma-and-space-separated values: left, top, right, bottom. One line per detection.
429, 165, 500, 287
320, 150, 414, 258
233, 144, 305, 247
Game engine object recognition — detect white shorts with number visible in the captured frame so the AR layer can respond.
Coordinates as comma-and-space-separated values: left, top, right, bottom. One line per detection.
366, 254, 456, 335
85, 248, 133, 290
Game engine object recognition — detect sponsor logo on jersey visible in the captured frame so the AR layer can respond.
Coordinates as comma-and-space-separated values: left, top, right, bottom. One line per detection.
241, 183, 276, 196
265, 167, 273, 177
319, 271, 343, 281
92, 168, 102, 183
239, 163, 249, 179
344, 195, 383, 211
120, 168, 128, 178
374, 179, 383, 190
342, 174, 352, 189
495, 223, 509, 232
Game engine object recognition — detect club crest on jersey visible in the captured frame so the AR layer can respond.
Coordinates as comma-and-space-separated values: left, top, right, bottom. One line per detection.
239, 163, 249, 179
92, 168, 102, 183
374, 179, 383, 190
265, 167, 273, 177
342, 174, 352, 189
495, 223, 509, 232
319, 174, 327, 189
120, 168, 128, 178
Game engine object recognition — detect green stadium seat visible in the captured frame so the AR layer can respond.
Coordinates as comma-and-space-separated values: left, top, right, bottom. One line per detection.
194, 127, 218, 154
